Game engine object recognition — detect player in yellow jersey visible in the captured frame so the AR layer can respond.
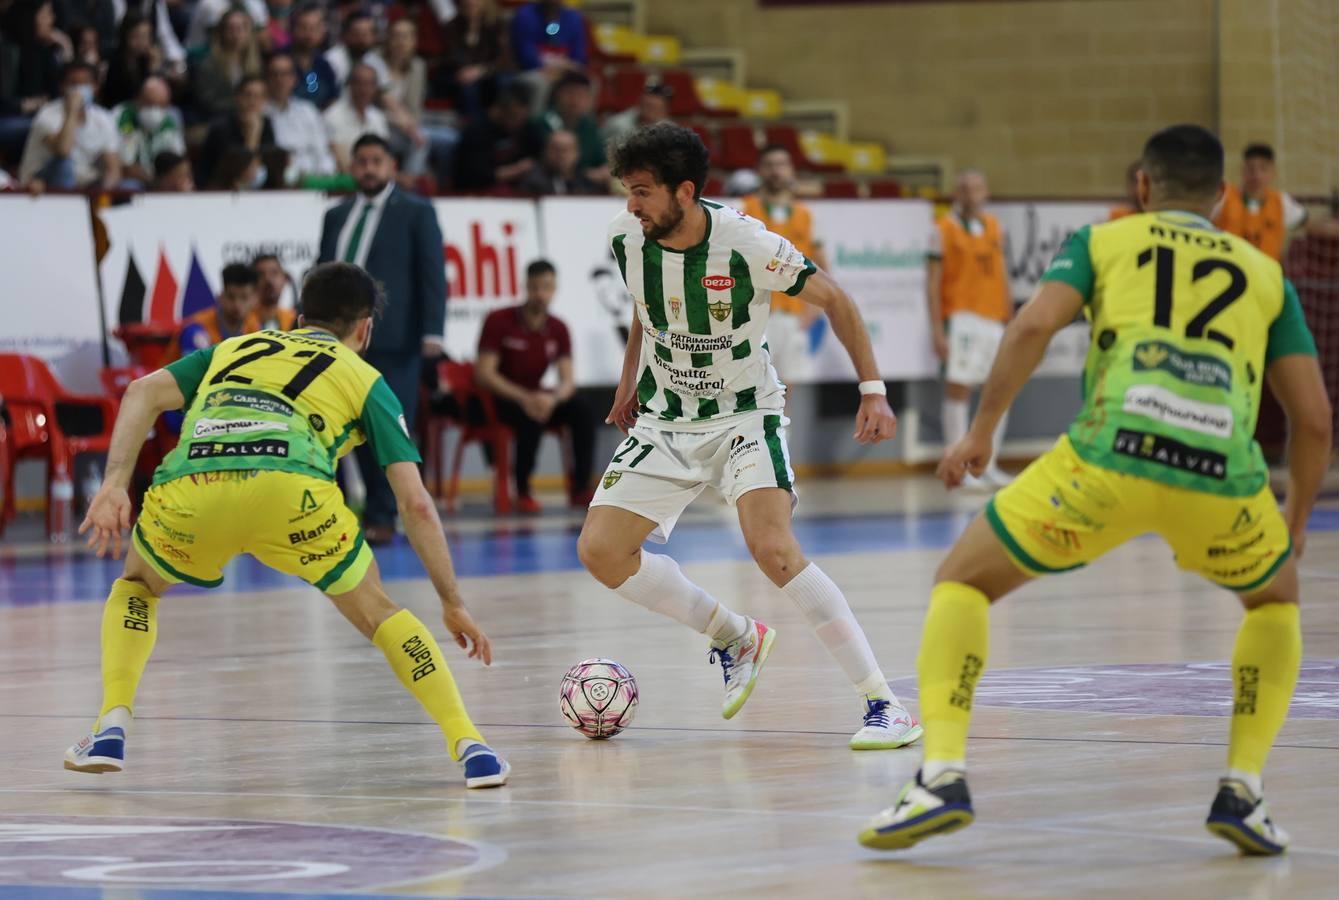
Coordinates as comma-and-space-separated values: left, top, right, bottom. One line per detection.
860, 125, 1332, 854
64, 262, 510, 789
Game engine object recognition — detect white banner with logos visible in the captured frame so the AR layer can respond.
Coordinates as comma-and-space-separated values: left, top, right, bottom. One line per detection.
0, 195, 105, 390
434, 197, 542, 361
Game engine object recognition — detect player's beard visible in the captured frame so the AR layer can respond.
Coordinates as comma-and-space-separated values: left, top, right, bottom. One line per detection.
640, 202, 684, 242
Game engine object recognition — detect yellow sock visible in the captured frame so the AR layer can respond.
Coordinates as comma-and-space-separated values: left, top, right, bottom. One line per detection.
98, 579, 160, 723
1227, 602, 1302, 777
917, 582, 990, 765
373, 609, 485, 760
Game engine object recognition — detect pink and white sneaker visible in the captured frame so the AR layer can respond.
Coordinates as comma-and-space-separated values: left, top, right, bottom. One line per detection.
850, 699, 923, 750
709, 617, 776, 720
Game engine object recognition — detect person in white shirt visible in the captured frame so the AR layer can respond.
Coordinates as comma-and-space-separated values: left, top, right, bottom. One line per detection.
110, 76, 186, 186
323, 62, 390, 173
19, 62, 121, 190
264, 50, 336, 181
323, 11, 390, 88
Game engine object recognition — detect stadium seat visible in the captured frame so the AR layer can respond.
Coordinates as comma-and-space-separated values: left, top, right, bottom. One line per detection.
717, 124, 760, 171
599, 68, 648, 114
689, 124, 720, 159
822, 179, 861, 198
763, 125, 844, 174
868, 179, 904, 198
659, 69, 710, 118
0, 354, 117, 539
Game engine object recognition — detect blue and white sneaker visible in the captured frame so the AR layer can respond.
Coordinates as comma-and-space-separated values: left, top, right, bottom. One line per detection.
459, 741, 510, 789
63, 726, 126, 774
1206, 779, 1290, 856
850, 698, 923, 750
710, 617, 776, 720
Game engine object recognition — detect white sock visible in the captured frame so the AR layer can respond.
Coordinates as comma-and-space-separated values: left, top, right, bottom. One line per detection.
987, 410, 1009, 473
943, 396, 969, 447
923, 759, 966, 782
783, 563, 896, 700
1226, 768, 1263, 798
615, 551, 746, 641
97, 706, 131, 734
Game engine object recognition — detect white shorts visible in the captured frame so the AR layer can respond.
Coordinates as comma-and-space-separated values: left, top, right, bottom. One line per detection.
590, 412, 797, 543
766, 310, 813, 385
945, 311, 1006, 387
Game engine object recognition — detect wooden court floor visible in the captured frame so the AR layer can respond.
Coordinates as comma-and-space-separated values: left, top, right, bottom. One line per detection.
2, 479, 1337, 899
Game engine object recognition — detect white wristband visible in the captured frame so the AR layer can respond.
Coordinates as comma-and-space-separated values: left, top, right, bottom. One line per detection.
858, 380, 887, 397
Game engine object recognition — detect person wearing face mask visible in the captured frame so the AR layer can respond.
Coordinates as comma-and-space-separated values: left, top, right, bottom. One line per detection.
317, 134, 446, 545
198, 74, 278, 189
111, 76, 184, 185
19, 60, 121, 191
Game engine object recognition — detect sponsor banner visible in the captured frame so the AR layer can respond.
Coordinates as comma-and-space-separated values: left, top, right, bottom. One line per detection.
433, 197, 542, 361
1122, 384, 1233, 439
0, 195, 104, 389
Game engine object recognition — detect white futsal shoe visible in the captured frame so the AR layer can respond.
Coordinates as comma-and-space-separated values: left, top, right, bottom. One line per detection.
709, 617, 776, 720
850, 698, 923, 750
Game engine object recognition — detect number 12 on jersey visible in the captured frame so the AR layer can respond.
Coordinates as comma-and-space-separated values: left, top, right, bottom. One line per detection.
1136, 246, 1245, 349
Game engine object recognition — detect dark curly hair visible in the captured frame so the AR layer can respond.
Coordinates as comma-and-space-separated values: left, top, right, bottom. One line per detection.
609, 122, 710, 200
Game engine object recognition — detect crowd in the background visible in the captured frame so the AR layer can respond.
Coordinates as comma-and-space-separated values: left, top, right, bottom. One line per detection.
0, 0, 658, 196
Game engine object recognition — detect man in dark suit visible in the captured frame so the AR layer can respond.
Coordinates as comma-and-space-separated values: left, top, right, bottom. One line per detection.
318, 133, 446, 544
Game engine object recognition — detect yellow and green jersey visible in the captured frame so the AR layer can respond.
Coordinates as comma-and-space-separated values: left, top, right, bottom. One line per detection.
156, 327, 420, 485
1041, 210, 1316, 497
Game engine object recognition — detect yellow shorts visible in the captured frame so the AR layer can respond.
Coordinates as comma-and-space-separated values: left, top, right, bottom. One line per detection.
987, 435, 1292, 593
132, 470, 373, 595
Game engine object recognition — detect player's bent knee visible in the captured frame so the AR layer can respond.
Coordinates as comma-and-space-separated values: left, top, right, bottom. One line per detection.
749, 537, 805, 586
577, 530, 628, 587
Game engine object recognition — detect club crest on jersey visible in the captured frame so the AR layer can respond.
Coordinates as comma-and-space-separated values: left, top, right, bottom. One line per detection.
602, 471, 622, 489
701, 275, 735, 291
669, 296, 682, 318
708, 298, 732, 322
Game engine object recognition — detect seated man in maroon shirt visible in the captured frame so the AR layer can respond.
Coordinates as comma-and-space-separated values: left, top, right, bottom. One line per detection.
476, 259, 596, 513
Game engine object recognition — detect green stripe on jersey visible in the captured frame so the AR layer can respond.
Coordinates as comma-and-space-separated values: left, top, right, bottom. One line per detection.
637, 365, 657, 406
730, 251, 752, 328
735, 387, 757, 412
641, 243, 668, 330
691, 352, 713, 368
660, 389, 683, 420
655, 342, 673, 362
763, 414, 792, 490
612, 234, 629, 284
683, 244, 713, 335
696, 397, 720, 419
732, 339, 751, 361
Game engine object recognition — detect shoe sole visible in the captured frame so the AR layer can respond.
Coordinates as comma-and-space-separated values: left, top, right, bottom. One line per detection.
722, 627, 776, 721
1205, 818, 1286, 856
64, 758, 122, 774
465, 761, 510, 789
858, 806, 975, 850
850, 723, 924, 751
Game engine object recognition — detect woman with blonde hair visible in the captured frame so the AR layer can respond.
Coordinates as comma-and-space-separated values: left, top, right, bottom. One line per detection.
191, 8, 261, 121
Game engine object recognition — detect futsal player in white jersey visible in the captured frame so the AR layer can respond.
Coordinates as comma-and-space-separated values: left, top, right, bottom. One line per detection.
577, 123, 921, 749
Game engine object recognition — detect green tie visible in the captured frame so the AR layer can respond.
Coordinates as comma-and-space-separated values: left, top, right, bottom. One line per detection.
342, 202, 374, 263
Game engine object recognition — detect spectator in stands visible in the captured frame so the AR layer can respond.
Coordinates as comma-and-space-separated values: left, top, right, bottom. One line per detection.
52, 0, 114, 59
510, 0, 586, 110
264, 50, 336, 182
1109, 160, 1142, 220
173, 262, 260, 358
743, 144, 829, 394
439, 0, 507, 120
213, 145, 266, 190
476, 259, 595, 512
452, 80, 538, 191
191, 8, 262, 122
531, 70, 604, 183
186, 0, 268, 54
252, 252, 297, 329
601, 80, 671, 146
111, 75, 183, 185
385, 18, 456, 186
198, 74, 276, 188
18, 61, 120, 191
927, 168, 1013, 489
386, 0, 450, 60
0, 1, 68, 158
323, 62, 389, 172
324, 10, 388, 87
262, 0, 294, 52
516, 128, 600, 196
101, 12, 159, 109
1214, 143, 1311, 262
289, 2, 339, 109
151, 149, 193, 191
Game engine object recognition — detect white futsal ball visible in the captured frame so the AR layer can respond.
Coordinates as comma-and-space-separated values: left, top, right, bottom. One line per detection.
559, 658, 639, 739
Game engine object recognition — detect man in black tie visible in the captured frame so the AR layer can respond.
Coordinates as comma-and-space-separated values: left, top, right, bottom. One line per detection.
318, 133, 447, 544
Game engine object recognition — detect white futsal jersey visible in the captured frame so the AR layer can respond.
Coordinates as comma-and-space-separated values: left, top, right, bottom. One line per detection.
608, 200, 816, 430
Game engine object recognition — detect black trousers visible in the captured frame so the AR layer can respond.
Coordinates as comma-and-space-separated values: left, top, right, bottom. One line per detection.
494, 395, 595, 497
355, 354, 422, 528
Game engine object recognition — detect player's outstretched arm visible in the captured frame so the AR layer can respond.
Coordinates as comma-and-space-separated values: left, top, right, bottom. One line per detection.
939, 282, 1082, 486
795, 268, 897, 444
79, 369, 184, 558
1265, 354, 1333, 559
384, 461, 492, 663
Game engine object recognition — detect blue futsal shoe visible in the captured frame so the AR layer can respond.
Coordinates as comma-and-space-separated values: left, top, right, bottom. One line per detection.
459, 741, 510, 789
64, 726, 126, 774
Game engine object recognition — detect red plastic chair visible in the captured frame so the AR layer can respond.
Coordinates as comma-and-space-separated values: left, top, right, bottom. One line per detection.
0, 354, 117, 538
599, 67, 648, 114
717, 124, 760, 171
822, 178, 861, 198
659, 69, 711, 118
424, 361, 513, 514
763, 125, 845, 174
868, 178, 904, 198
689, 123, 719, 159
